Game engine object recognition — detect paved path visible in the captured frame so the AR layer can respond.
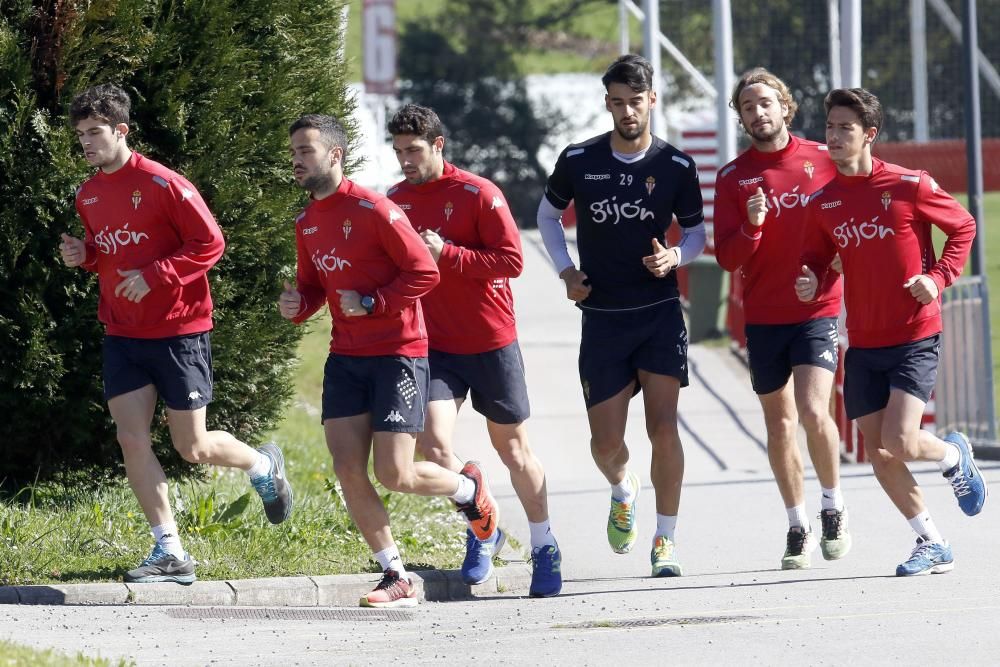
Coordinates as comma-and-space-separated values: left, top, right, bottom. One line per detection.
2, 231, 999, 665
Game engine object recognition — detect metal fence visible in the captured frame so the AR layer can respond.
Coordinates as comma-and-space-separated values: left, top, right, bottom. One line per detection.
937, 275, 999, 456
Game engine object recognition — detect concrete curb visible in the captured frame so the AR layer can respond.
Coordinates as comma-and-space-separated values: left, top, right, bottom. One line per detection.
0, 563, 534, 607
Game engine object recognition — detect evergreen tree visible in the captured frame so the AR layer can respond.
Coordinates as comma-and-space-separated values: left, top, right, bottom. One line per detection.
0, 0, 354, 489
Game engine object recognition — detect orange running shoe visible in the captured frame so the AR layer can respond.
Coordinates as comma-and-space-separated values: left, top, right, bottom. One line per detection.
359, 569, 418, 608
456, 461, 499, 541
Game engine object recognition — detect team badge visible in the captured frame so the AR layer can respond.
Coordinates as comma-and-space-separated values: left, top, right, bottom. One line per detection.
645, 176, 656, 195
444, 201, 454, 221
131, 190, 142, 210
881, 191, 892, 210
343, 219, 352, 239
803, 161, 814, 179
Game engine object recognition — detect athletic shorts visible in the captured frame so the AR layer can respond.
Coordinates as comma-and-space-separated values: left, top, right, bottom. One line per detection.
428, 341, 531, 424
102, 332, 213, 410
322, 353, 428, 433
578, 299, 688, 409
745, 317, 839, 395
844, 334, 940, 420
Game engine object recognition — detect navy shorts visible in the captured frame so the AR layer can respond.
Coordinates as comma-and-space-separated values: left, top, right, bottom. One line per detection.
428, 341, 531, 424
578, 299, 689, 409
745, 317, 839, 395
102, 333, 213, 410
322, 354, 428, 433
844, 334, 940, 420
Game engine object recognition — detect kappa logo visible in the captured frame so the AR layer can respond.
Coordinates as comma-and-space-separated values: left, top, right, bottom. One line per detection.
738, 176, 764, 186
302, 226, 319, 235
188, 391, 202, 401
384, 410, 406, 424
821, 200, 843, 209
819, 350, 835, 364
388, 209, 402, 223
584, 173, 611, 181
491, 195, 504, 210
180, 188, 194, 201
82, 196, 99, 205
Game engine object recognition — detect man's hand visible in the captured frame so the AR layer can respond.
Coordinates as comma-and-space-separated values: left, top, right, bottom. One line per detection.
336, 289, 365, 317
795, 264, 818, 302
114, 269, 151, 303
903, 274, 939, 305
642, 237, 680, 278
420, 229, 444, 262
558, 266, 591, 303
747, 186, 767, 227
59, 233, 86, 267
278, 280, 302, 320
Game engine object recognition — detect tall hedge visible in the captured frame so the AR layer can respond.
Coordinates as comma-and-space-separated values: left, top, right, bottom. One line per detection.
0, 0, 354, 489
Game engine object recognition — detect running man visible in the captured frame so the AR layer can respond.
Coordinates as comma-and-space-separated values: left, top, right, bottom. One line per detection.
714, 68, 850, 569
60, 84, 292, 585
278, 114, 499, 608
387, 103, 561, 597
536, 55, 705, 577
797, 87, 986, 576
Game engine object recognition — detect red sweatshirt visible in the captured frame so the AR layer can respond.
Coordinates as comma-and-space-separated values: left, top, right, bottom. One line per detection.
292, 177, 439, 357
74, 152, 223, 339
801, 158, 975, 348
387, 162, 523, 354
714, 136, 842, 324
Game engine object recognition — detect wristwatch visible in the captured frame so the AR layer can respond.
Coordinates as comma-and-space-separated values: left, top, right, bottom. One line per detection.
360, 295, 376, 315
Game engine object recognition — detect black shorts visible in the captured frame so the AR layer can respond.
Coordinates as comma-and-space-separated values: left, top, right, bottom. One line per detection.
578, 299, 689, 409
844, 334, 940, 420
428, 341, 531, 425
745, 317, 839, 395
102, 333, 213, 410
322, 354, 428, 433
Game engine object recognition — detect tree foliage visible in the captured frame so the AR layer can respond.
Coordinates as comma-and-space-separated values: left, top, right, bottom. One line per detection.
0, 0, 354, 489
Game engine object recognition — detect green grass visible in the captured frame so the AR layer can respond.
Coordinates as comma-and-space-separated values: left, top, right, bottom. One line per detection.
0, 315, 466, 586
0, 641, 130, 667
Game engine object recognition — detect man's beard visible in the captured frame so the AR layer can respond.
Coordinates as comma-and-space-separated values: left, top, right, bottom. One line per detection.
749, 120, 784, 143
301, 171, 335, 194
615, 118, 646, 141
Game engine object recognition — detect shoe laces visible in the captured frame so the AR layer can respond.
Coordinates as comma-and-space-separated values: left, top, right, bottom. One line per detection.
820, 510, 844, 540
652, 536, 674, 558
142, 543, 170, 566
531, 545, 559, 572
252, 473, 278, 503
907, 538, 939, 563
786, 529, 808, 555
609, 501, 633, 530
374, 570, 408, 596
947, 470, 972, 498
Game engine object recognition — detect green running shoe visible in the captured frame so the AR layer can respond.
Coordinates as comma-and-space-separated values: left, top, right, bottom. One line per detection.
607, 471, 640, 554
650, 535, 683, 577
781, 526, 817, 570
819, 508, 852, 560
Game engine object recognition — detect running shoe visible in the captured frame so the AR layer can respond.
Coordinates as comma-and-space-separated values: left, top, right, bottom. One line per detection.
455, 461, 499, 541
460, 528, 506, 585
942, 432, 987, 517
607, 471, 640, 554
819, 508, 852, 560
780, 526, 817, 570
529, 543, 563, 597
251, 442, 294, 524
359, 569, 418, 608
124, 543, 196, 584
895, 538, 954, 576
650, 535, 683, 577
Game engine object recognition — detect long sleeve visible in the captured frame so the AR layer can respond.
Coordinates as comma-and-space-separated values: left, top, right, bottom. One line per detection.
437, 186, 523, 279
713, 177, 761, 272
916, 174, 975, 293
373, 203, 440, 315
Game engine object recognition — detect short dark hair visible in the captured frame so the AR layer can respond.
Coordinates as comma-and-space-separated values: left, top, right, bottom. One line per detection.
69, 84, 130, 127
824, 88, 883, 139
601, 54, 654, 93
730, 67, 798, 128
387, 104, 445, 144
289, 114, 348, 159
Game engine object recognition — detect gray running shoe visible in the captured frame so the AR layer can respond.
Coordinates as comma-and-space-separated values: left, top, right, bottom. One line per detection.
124, 544, 196, 584
251, 442, 294, 524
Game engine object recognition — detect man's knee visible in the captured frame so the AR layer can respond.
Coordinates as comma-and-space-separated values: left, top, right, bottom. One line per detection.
116, 430, 152, 456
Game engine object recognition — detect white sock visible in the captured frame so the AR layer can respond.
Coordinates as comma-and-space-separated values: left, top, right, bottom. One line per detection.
449, 474, 475, 505
908, 511, 944, 543
247, 451, 271, 479
374, 546, 406, 575
151, 523, 184, 558
820, 487, 844, 511
529, 519, 557, 549
655, 514, 677, 542
786, 504, 809, 530
937, 442, 961, 473
611, 472, 636, 503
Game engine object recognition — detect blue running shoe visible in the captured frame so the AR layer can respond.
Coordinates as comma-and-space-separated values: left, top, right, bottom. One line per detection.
460, 528, 506, 585
895, 538, 954, 576
251, 443, 294, 524
943, 432, 987, 516
529, 543, 562, 597
124, 544, 196, 584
